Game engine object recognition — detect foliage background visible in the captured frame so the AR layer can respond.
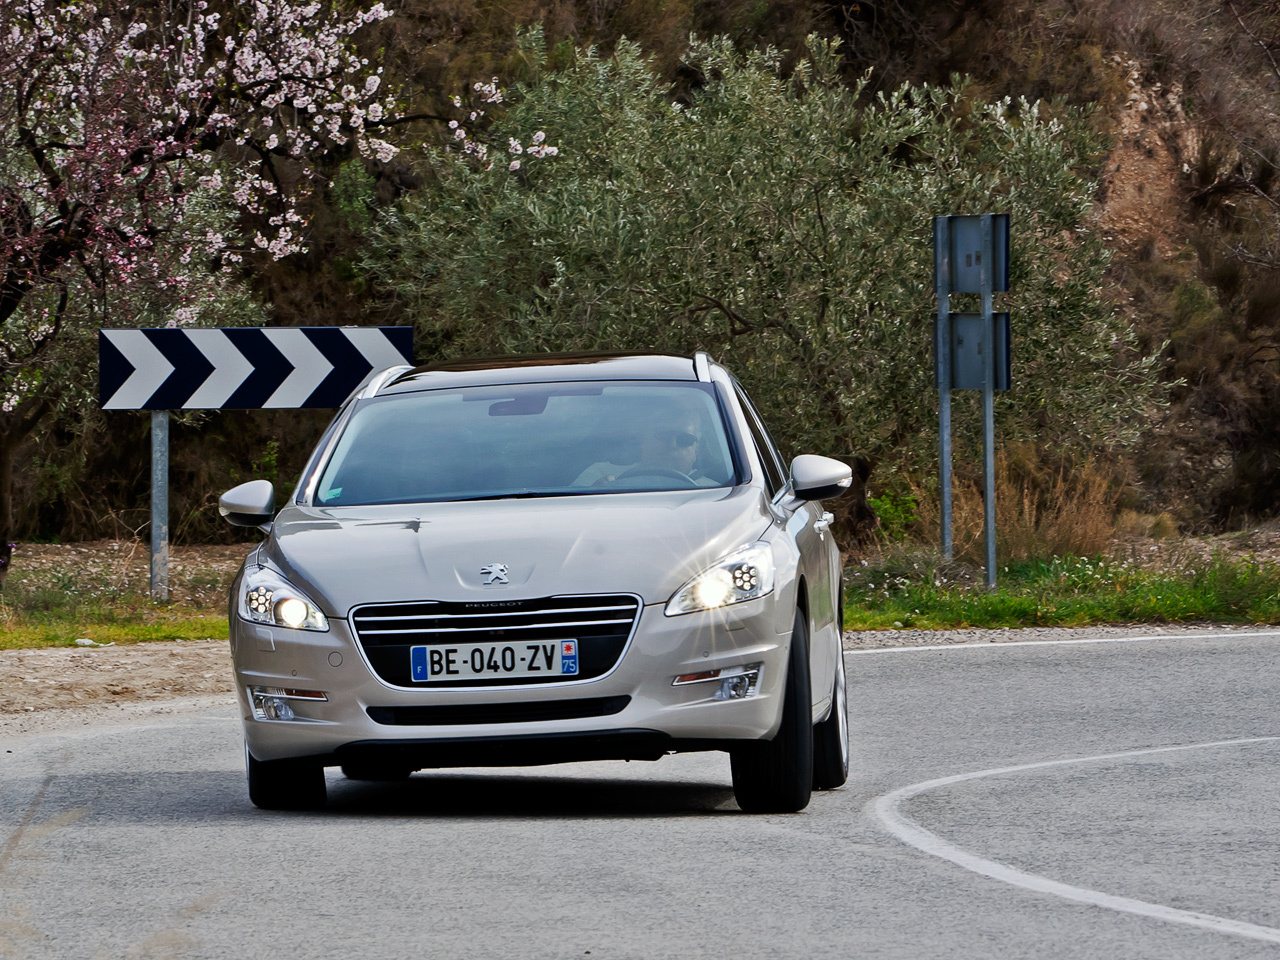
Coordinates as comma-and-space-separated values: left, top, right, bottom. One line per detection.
363, 33, 1157, 540
8, 0, 1280, 549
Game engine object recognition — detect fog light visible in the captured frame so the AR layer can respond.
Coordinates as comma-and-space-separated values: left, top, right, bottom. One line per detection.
249, 685, 327, 721
262, 697, 294, 721
715, 674, 752, 700
673, 663, 761, 700
714, 663, 761, 701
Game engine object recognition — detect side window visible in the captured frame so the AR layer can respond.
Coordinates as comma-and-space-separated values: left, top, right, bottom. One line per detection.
735, 386, 787, 497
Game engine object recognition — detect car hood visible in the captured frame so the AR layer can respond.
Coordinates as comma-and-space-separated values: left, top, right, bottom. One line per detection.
262, 486, 773, 615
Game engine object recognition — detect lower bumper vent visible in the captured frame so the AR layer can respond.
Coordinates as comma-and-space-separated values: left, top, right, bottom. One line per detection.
366, 696, 631, 726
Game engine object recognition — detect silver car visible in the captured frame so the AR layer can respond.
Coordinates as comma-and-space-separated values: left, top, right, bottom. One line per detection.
220, 352, 852, 813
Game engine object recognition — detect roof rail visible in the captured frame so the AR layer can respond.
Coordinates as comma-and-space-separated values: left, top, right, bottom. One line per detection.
358, 364, 413, 399
693, 352, 713, 382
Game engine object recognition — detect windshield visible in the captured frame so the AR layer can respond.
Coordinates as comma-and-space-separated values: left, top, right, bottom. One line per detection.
313, 381, 739, 505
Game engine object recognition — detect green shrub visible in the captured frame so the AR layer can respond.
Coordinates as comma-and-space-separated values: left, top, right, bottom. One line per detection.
868, 489, 919, 542
366, 31, 1161, 541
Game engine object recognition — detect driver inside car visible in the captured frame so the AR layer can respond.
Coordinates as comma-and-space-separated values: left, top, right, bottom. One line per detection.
573, 402, 717, 487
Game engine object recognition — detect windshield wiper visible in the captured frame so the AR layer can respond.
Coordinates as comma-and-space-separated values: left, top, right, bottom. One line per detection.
443, 489, 593, 502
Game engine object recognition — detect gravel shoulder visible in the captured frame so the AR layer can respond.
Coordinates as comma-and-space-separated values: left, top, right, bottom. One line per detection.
840, 622, 1276, 648
0, 639, 235, 736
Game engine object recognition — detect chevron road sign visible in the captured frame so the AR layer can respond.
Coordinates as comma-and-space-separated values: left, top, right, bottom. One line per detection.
99, 326, 414, 410
99, 325, 414, 602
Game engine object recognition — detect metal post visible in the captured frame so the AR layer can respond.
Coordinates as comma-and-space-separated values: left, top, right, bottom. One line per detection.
979, 217, 996, 589
150, 410, 169, 601
934, 217, 953, 561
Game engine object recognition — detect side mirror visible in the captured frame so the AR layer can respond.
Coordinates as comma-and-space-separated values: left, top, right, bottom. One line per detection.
219, 480, 276, 530
790, 455, 852, 502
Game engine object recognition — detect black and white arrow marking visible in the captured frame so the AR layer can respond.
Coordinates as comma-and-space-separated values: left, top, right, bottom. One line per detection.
99, 327, 414, 410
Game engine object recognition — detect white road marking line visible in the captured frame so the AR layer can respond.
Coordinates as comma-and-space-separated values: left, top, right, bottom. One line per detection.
870, 736, 1280, 945
847, 630, 1280, 655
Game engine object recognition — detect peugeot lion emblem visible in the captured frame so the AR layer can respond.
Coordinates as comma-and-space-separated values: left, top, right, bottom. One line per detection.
480, 562, 510, 585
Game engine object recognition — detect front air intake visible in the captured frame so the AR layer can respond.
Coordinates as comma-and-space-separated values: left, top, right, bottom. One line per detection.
350, 594, 641, 686
366, 696, 631, 726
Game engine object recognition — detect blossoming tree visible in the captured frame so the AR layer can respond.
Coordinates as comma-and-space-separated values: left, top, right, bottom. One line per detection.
0, 0, 400, 553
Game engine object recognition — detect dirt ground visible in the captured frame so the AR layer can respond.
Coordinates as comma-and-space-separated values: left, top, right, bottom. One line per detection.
0, 639, 235, 717
1, 541, 246, 723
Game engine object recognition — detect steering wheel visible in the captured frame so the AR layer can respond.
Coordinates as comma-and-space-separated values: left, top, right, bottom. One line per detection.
616, 465, 699, 487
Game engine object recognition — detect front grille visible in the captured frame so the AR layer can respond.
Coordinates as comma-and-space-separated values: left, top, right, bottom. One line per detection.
350, 594, 641, 687
366, 696, 631, 726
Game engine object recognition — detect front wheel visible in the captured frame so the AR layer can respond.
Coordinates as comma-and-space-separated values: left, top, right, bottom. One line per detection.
730, 609, 813, 813
246, 744, 327, 810
812, 644, 849, 790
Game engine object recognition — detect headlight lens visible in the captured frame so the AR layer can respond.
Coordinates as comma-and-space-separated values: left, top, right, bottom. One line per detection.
665, 542, 776, 616
239, 567, 329, 632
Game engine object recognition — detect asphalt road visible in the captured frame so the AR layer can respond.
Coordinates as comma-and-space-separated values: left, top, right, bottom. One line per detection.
3, 629, 1280, 959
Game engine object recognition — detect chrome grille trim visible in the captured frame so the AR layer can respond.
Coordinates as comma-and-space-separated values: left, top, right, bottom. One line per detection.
357, 603, 635, 623
357, 618, 634, 636
349, 594, 642, 652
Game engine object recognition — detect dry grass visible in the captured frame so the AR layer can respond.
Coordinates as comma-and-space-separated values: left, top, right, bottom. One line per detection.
910, 454, 1121, 565
0, 540, 246, 648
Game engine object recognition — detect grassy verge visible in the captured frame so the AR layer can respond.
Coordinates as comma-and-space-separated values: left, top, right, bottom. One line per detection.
1, 550, 233, 649
0, 592, 230, 648
845, 552, 1280, 630
5, 544, 1280, 648
0, 613, 229, 649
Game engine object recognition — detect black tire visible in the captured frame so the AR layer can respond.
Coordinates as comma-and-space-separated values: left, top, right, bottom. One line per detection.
812, 644, 849, 790
245, 744, 327, 810
341, 763, 413, 782
730, 609, 814, 813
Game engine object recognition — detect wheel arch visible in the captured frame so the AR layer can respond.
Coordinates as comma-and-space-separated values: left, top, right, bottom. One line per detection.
792, 574, 810, 635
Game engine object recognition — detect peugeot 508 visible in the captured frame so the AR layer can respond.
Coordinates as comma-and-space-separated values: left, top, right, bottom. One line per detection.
220, 351, 852, 812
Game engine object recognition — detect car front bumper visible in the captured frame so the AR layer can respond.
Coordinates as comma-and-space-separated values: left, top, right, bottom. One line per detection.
232, 598, 790, 765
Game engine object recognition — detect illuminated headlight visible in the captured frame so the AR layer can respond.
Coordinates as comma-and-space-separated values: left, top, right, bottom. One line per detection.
664, 542, 775, 616
238, 568, 329, 632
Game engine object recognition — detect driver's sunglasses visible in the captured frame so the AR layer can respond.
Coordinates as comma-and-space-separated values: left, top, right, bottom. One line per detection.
657, 430, 701, 449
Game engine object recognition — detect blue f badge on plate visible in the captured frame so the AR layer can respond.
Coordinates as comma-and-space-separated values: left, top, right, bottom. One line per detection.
560, 640, 579, 675
411, 646, 429, 681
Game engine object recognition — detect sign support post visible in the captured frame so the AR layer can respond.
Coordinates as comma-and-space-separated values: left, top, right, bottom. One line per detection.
979, 215, 997, 588
934, 217, 954, 561
933, 214, 1010, 588
150, 410, 169, 601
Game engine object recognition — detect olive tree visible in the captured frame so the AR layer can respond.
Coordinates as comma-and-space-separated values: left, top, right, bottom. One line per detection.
366, 33, 1159, 541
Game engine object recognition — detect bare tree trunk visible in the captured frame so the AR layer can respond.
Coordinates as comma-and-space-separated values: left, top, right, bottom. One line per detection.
0, 395, 51, 572
0, 426, 15, 584
830, 455, 877, 553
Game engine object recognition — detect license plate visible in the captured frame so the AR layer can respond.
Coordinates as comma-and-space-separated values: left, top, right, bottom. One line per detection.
410, 640, 580, 682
